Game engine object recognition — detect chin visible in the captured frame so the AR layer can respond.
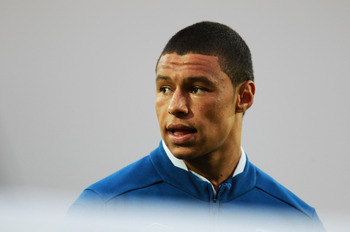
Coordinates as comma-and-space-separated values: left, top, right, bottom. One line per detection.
170, 146, 201, 160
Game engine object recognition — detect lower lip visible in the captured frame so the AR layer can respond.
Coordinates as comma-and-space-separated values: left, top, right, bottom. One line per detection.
168, 132, 196, 144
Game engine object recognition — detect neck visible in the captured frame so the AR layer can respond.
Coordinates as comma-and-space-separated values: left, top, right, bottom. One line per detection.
186, 113, 243, 190
184, 113, 243, 190
184, 143, 241, 191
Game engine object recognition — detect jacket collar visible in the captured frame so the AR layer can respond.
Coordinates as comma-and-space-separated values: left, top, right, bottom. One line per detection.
150, 141, 256, 202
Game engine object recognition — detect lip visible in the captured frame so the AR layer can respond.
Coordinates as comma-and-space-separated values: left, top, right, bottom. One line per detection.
166, 123, 197, 144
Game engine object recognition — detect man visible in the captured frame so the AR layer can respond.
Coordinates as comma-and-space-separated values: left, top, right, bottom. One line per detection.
69, 21, 323, 231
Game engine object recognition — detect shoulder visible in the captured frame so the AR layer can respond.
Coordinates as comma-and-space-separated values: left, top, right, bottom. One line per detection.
251, 162, 316, 218
87, 154, 163, 202
73, 145, 166, 205
67, 147, 166, 215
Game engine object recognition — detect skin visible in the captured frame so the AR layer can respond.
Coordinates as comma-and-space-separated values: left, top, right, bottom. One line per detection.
155, 53, 255, 190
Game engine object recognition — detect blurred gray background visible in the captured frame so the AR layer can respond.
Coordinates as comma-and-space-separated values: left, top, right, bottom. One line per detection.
1, 0, 349, 229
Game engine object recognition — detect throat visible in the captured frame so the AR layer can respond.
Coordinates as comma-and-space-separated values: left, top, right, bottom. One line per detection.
183, 149, 242, 190
184, 161, 235, 191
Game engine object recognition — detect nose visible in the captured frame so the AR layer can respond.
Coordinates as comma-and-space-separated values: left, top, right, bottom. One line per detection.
168, 89, 189, 116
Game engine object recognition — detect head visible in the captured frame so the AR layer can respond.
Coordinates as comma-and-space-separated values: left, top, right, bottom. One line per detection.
155, 21, 255, 160
157, 21, 254, 87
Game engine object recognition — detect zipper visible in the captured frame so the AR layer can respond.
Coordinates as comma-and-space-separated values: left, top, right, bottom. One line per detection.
212, 183, 231, 203
210, 183, 232, 227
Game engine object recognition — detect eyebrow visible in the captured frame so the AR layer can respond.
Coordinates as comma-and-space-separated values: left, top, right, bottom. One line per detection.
156, 76, 213, 86
155, 75, 171, 82
185, 77, 213, 86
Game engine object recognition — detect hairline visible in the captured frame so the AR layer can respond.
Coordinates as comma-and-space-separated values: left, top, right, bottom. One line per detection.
155, 51, 243, 89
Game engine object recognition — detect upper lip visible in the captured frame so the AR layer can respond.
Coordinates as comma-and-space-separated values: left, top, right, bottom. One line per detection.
166, 123, 197, 133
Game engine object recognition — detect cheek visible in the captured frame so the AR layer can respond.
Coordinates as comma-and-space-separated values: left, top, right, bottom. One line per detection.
155, 99, 168, 123
200, 100, 235, 132
193, 104, 222, 134
200, 99, 232, 120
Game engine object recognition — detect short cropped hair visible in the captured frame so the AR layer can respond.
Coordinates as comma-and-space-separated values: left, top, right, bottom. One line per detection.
158, 21, 254, 87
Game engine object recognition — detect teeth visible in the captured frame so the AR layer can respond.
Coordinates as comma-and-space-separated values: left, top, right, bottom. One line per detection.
168, 127, 196, 135
173, 131, 188, 136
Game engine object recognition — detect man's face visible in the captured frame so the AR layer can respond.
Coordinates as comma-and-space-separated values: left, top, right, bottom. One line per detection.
155, 53, 239, 160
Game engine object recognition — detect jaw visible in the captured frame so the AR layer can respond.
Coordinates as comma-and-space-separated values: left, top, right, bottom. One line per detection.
164, 143, 202, 160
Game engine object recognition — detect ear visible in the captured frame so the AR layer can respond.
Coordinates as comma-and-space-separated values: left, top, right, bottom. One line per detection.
236, 81, 255, 113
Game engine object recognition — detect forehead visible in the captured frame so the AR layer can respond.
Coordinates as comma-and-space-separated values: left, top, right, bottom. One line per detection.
156, 53, 222, 76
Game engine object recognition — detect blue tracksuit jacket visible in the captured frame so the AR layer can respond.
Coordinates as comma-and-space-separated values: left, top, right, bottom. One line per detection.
69, 142, 324, 231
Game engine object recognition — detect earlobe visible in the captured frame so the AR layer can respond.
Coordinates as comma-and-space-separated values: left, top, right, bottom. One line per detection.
236, 81, 255, 113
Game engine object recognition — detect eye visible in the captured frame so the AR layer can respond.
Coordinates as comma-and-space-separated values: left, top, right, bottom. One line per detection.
160, 87, 171, 95
191, 86, 206, 94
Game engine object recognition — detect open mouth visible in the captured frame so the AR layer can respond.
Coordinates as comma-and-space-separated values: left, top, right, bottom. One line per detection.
167, 124, 197, 135
169, 128, 197, 136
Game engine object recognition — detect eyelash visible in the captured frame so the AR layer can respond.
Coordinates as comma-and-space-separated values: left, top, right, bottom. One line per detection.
160, 87, 171, 94
159, 86, 207, 95
190, 86, 206, 94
